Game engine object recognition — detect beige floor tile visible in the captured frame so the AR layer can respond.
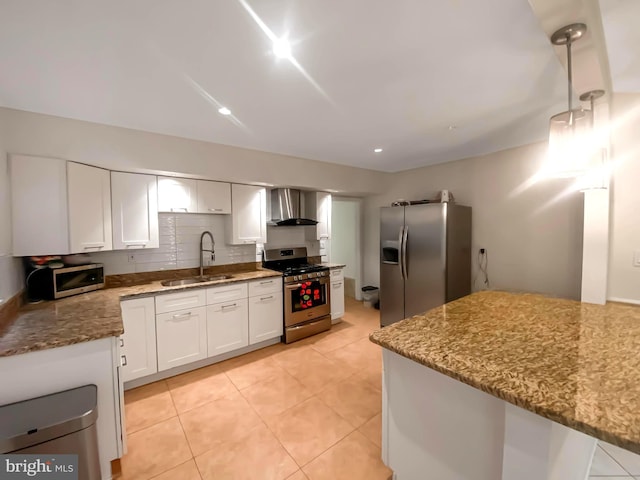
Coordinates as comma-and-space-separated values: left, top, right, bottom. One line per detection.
120, 417, 192, 480
277, 347, 355, 394
150, 459, 201, 480
225, 356, 286, 390
124, 381, 177, 434
179, 389, 263, 456
286, 470, 309, 480
317, 375, 381, 428
307, 324, 370, 355
358, 366, 383, 390
268, 397, 354, 466
166, 363, 237, 413
325, 337, 382, 373
358, 413, 382, 448
195, 423, 298, 480
240, 370, 313, 418
302, 431, 392, 480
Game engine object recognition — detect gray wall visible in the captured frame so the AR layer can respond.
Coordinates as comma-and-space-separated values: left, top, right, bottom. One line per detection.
363, 142, 584, 300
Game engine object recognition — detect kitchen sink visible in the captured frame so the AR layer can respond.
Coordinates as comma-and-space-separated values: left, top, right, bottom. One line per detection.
160, 274, 233, 287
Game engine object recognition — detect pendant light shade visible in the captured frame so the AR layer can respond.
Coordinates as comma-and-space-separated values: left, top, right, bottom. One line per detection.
546, 23, 592, 178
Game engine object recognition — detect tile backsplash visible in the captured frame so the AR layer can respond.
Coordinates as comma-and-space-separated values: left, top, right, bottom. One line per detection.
90, 214, 256, 275
89, 214, 321, 275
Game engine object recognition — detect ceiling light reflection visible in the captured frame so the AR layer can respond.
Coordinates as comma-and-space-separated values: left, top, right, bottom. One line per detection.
183, 75, 249, 131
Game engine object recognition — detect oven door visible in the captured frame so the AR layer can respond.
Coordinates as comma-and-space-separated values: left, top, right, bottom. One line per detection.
284, 276, 331, 326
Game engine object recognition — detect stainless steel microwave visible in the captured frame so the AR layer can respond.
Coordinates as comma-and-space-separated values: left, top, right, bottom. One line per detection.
27, 264, 105, 300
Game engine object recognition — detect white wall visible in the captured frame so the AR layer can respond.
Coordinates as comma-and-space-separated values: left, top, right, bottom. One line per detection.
0, 107, 386, 195
608, 93, 640, 304
363, 142, 585, 300
0, 123, 24, 302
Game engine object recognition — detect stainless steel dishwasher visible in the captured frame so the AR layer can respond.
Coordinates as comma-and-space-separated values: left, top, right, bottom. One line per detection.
0, 384, 101, 479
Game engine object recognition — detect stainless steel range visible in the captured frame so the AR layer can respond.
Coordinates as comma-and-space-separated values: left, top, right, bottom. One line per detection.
263, 247, 331, 343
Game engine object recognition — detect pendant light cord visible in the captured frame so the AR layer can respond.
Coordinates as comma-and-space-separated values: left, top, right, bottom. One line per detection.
566, 36, 574, 125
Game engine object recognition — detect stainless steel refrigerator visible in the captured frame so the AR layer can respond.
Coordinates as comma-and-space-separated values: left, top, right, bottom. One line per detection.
380, 203, 471, 327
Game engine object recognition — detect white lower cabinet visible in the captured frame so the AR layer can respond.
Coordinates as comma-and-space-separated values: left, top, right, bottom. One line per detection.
249, 290, 283, 345
156, 306, 207, 371
331, 268, 345, 322
207, 299, 249, 356
120, 297, 157, 382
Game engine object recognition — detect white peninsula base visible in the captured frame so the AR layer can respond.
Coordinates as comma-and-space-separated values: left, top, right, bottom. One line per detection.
382, 350, 597, 480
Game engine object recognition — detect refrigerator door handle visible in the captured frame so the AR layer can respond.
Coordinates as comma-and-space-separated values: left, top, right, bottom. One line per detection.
401, 226, 409, 279
398, 227, 405, 279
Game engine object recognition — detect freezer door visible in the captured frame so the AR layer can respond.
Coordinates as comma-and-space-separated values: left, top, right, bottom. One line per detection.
380, 206, 405, 327
404, 204, 447, 318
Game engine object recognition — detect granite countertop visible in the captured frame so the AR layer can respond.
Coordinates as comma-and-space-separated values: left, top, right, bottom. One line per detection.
320, 263, 347, 269
0, 268, 282, 358
370, 290, 640, 454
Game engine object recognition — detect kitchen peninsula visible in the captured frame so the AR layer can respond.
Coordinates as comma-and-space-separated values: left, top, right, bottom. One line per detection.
370, 291, 640, 480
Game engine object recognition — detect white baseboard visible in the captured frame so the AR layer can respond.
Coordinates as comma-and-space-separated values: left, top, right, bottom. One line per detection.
607, 296, 640, 306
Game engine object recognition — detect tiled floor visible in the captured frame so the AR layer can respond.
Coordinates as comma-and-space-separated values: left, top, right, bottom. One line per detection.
119, 297, 391, 480
590, 441, 640, 479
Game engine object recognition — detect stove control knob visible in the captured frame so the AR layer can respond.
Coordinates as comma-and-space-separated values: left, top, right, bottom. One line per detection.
294, 275, 300, 281
316, 272, 322, 277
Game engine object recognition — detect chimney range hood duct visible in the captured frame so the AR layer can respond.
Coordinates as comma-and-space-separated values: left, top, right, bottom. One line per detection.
270, 189, 318, 226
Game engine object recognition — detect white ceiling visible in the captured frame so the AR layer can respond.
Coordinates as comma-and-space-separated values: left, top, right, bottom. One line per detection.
0, 0, 570, 172
599, 0, 640, 93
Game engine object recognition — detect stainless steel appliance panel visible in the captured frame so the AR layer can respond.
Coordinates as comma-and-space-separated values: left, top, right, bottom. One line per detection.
284, 276, 331, 326
380, 206, 405, 327
284, 315, 332, 343
446, 205, 472, 302
403, 204, 447, 319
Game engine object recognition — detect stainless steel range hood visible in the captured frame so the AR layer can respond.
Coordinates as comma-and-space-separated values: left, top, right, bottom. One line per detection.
270, 188, 318, 226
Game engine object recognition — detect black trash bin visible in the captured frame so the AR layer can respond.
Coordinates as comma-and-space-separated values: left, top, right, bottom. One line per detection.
362, 286, 379, 308
0, 384, 101, 480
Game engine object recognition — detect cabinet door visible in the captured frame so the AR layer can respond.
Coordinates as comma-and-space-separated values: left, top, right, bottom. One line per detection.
111, 172, 159, 250
197, 180, 231, 214
156, 306, 207, 371
10, 155, 70, 256
207, 298, 249, 356
248, 291, 283, 344
227, 184, 266, 245
316, 192, 332, 240
120, 297, 157, 382
331, 280, 345, 322
68, 162, 113, 253
157, 176, 198, 213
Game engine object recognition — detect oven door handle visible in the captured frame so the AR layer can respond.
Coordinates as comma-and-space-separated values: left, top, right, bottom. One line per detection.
285, 283, 303, 290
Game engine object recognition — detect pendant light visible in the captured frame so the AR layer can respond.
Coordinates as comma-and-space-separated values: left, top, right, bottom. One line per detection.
547, 23, 591, 177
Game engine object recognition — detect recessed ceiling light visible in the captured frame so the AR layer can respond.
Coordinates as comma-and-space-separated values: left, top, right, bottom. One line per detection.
374, 148, 383, 153
448, 125, 457, 131
272, 37, 292, 59
218, 107, 231, 115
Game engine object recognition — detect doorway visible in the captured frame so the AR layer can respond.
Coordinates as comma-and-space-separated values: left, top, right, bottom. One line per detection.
330, 197, 362, 300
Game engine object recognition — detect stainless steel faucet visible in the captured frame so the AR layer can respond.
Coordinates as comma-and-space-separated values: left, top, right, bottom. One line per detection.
199, 231, 215, 278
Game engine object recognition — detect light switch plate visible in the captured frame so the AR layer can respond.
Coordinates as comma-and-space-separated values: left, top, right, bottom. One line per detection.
634, 250, 640, 267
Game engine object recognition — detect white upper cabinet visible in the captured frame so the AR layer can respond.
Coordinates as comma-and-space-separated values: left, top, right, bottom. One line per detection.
306, 192, 332, 240
111, 172, 159, 250
197, 180, 231, 214
67, 162, 113, 253
157, 176, 198, 213
10, 156, 113, 256
226, 184, 267, 245
10, 155, 69, 256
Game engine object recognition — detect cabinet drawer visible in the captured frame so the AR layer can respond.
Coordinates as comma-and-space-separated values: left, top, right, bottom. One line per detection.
248, 277, 282, 297
207, 282, 248, 304
155, 289, 206, 314
330, 268, 344, 281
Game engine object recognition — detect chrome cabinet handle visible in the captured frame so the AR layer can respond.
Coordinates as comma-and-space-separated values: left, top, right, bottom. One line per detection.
119, 338, 124, 347
260, 295, 273, 301
333, 282, 342, 288
83, 245, 104, 250
125, 244, 146, 248
260, 280, 273, 285
171, 312, 192, 321
208, 208, 223, 212
221, 303, 237, 309
121, 355, 127, 366
170, 207, 189, 212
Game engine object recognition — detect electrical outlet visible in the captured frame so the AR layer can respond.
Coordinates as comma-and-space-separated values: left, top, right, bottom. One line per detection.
634, 250, 640, 267
127, 254, 136, 264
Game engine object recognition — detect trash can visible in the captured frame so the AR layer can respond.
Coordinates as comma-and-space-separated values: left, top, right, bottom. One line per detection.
362, 286, 379, 308
0, 384, 101, 480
